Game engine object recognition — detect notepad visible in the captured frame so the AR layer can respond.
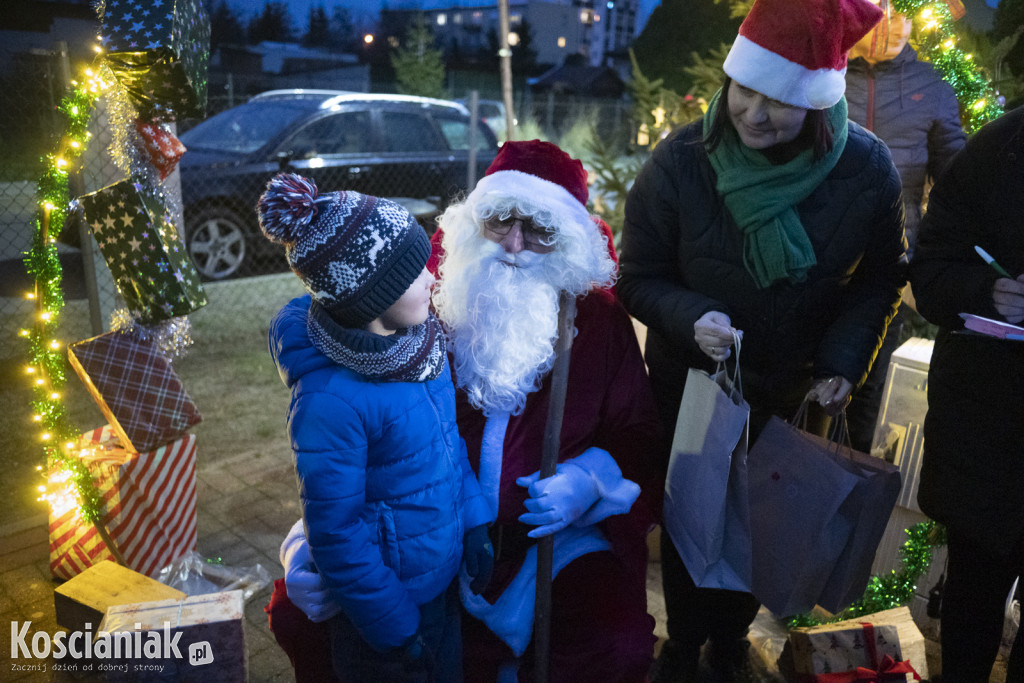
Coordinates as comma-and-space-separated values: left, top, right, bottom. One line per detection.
960, 313, 1024, 340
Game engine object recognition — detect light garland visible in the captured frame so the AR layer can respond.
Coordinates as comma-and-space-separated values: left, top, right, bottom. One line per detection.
21, 60, 107, 523
893, 0, 1004, 132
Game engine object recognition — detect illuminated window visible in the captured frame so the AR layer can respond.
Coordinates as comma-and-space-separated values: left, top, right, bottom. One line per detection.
436, 13, 447, 25
510, 13, 522, 24
580, 9, 594, 24
557, 36, 566, 48
472, 10, 483, 23
454, 13, 462, 24
508, 32, 520, 46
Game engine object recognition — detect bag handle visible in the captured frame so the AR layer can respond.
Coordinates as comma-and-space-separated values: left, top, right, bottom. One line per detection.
715, 329, 743, 402
790, 400, 852, 458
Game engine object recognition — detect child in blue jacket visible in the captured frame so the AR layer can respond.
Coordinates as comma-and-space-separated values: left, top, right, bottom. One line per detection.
257, 173, 493, 682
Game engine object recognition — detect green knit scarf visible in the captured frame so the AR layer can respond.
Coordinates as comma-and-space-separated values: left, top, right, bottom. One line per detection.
704, 89, 849, 289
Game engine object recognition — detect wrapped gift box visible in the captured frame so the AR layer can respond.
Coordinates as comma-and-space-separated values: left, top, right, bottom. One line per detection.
101, 0, 210, 120
68, 329, 202, 453
77, 179, 207, 324
99, 590, 246, 682
785, 606, 927, 681
135, 119, 187, 180
49, 426, 198, 580
54, 560, 185, 633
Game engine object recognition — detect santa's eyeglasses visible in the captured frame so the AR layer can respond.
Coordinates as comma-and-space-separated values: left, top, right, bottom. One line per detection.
483, 214, 555, 248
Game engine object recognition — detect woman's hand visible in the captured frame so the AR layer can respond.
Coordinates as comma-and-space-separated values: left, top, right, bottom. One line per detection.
694, 311, 742, 361
993, 276, 1024, 324
806, 376, 853, 416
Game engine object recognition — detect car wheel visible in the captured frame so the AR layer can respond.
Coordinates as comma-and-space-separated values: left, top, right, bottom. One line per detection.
186, 207, 249, 281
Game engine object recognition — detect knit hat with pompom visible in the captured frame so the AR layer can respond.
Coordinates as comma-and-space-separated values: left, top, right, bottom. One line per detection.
257, 173, 430, 328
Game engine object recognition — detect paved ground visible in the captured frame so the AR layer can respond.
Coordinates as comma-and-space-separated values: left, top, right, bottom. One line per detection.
0, 427, 1010, 682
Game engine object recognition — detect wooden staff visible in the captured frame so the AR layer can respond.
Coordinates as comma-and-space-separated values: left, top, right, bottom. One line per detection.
533, 291, 577, 683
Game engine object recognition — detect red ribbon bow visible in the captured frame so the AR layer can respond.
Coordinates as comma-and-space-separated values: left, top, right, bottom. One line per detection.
813, 623, 921, 683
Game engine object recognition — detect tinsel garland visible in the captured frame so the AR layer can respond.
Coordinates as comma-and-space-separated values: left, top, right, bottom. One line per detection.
787, 521, 947, 628
23, 79, 105, 523
892, 0, 1004, 132
110, 309, 194, 360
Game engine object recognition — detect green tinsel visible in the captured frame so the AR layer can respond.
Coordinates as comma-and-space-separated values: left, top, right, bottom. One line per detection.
892, 0, 1004, 133
787, 521, 946, 628
22, 79, 104, 524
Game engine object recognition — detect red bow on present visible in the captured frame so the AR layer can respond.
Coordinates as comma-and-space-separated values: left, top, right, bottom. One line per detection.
135, 119, 187, 180
813, 624, 921, 683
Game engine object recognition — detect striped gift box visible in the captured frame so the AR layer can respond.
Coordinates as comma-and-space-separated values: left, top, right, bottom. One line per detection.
49, 425, 198, 580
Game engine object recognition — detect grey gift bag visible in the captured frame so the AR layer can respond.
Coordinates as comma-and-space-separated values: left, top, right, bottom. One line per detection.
663, 333, 752, 591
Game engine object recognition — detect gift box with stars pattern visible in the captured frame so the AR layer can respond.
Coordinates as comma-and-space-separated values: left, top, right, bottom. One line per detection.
102, 0, 210, 120
78, 179, 207, 324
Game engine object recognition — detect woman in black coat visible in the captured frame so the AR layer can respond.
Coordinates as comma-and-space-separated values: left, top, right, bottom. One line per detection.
618, 0, 906, 679
911, 104, 1024, 683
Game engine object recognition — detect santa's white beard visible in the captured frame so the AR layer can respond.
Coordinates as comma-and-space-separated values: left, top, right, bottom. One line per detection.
434, 240, 567, 416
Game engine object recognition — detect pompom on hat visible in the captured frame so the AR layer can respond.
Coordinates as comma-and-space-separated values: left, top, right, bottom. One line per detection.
723, 0, 884, 109
258, 173, 430, 328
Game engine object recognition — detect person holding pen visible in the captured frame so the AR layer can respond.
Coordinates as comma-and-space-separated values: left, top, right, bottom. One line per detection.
910, 104, 1024, 683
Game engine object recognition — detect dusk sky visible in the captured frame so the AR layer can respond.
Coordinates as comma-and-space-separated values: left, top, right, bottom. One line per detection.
225, 0, 664, 37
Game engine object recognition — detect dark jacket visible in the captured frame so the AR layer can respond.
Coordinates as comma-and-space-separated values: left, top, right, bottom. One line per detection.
269, 295, 492, 651
618, 118, 906, 429
846, 45, 966, 254
910, 105, 1024, 552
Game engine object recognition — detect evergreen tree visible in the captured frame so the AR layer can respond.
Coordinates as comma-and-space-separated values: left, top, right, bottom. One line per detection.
391, 14, 446, 98
303, 6, 331, 48
631, 0, 741, 94
209, 1, 245, 52
247, 1, 295, 44
329, 6, 356, 52
992, 0, 1024, 81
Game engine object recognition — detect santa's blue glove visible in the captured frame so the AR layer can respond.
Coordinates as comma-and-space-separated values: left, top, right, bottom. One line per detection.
280, 519, 342, 623
462, 524, 494, 595
516, 447, 641, 538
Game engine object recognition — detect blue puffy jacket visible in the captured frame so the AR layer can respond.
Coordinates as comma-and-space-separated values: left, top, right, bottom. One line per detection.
269, 295, 491, 651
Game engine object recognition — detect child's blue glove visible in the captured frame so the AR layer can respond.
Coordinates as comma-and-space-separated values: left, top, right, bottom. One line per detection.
462, 524, 494, 594
516, 447, 640, 538
280, 520, 341, 623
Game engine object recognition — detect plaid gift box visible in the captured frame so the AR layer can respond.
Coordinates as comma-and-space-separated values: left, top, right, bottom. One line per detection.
77, 179, 207, 324
101, 0, 210, 120
49, 426, 198, 580
99, 590, 246, 681
68, 329, 201, 453
135, 119, 187, 180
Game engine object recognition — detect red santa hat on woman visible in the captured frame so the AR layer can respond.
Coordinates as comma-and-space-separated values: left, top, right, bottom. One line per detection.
723, 0, 884, 110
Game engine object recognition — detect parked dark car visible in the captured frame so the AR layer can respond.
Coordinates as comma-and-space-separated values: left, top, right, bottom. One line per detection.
179, 90, 499, 280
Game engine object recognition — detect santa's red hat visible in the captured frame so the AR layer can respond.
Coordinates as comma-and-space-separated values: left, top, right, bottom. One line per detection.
471, 140, 593, 240
723, 0, 883, 109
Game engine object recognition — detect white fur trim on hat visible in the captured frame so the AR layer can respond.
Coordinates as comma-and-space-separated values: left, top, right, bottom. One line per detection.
724, 34, 847, 110
472, 169, 593, 241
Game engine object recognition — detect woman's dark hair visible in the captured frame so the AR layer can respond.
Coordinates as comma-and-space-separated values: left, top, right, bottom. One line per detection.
703, 77, 835, 162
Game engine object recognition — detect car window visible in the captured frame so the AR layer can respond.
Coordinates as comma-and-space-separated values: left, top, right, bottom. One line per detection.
286, 110, 377, 156
379, 111, 442, 153
179, 100, 319, 153
478, 103, 502, 119
437, 117, 496, 152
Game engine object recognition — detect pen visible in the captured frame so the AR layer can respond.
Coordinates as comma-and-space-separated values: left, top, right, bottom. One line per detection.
974, 245, 1013, 278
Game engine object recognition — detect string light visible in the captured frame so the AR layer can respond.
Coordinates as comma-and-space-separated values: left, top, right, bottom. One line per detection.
22, 61, 107, 523
893, 0, 1004, 132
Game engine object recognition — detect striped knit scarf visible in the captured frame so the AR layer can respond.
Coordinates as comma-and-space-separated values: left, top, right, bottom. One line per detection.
308, 301, 446, 382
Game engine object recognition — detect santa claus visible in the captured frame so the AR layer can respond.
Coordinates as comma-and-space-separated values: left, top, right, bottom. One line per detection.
268, 140, 663, 682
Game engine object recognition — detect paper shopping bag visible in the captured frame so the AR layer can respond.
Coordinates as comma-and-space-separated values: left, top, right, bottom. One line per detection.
816, 421, 902, 612
747, 414, 866, 616
663, 359, 751, 592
